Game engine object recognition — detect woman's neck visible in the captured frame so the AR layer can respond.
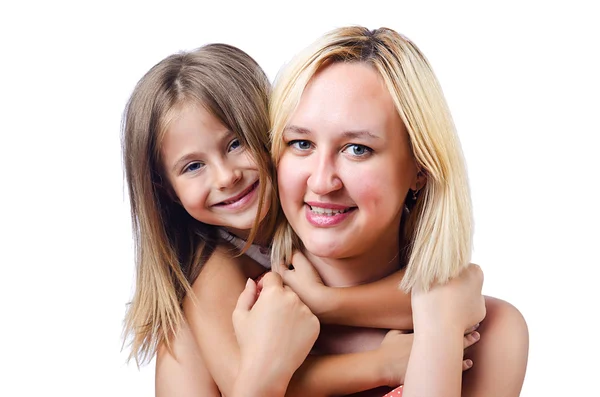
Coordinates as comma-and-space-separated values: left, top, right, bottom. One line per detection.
304, 231, 402, 287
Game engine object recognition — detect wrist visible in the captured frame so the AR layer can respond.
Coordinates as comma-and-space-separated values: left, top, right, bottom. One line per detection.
315, 286, 338, 323
412, 297, 465, 334
373, 348, 397, 388
233, 361, 290, 397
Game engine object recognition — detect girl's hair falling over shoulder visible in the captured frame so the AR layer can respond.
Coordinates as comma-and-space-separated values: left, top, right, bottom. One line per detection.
269, 26, 473, 293
121, 43, 278, 365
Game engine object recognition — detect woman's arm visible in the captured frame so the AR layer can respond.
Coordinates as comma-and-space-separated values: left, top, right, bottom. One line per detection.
280, 252, 412, 329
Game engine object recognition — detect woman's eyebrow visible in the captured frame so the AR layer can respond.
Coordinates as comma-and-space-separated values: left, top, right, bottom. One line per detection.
284, 125, 311, 135
341, 130, 380, 140
284, 126, 379, 139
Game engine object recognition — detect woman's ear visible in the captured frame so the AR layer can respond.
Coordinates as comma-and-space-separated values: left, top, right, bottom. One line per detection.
411, 170, 427, 192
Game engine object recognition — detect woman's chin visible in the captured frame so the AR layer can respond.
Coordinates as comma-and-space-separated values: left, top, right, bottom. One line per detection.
302, 238, 347, 260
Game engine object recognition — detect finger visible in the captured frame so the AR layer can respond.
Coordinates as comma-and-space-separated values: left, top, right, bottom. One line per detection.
255, 271, 268, 292
281, 251, 316, 287
462, 359, 473, 371
463, 331, 480, 349
385, 329, 404, 337
464, 323, 480, 334
260, 271, 284, 290
235, 278, 258, 313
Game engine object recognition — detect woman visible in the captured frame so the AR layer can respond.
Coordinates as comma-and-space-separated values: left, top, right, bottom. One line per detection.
269, 26, 528, 396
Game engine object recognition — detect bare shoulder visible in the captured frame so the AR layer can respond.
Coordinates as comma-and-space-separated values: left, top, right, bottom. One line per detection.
484, 296, 529, 342
462, 296, 529, 397
197, 242, 266, 283
184, 242, 266, 314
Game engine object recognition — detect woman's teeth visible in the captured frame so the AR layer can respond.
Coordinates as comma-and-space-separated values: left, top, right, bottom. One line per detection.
309, 206, 350, 215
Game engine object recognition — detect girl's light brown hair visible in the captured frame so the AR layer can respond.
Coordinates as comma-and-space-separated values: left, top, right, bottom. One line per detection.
270, 26, 472, 293
122, 43, 278, 364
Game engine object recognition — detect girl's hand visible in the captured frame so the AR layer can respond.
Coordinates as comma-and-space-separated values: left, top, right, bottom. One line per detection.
279, 251, 333, 317
232, 272, 320, 392
378, 329, 481, 388
411, 263, 486, 333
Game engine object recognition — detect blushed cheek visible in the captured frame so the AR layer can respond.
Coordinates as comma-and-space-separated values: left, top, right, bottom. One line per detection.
179, 184, 207, 215
277, 157, 303, 213
347, 172, 399, 212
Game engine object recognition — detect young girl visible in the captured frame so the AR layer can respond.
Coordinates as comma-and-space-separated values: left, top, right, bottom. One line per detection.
269, 26, 529, 396
121, 43, 478, 396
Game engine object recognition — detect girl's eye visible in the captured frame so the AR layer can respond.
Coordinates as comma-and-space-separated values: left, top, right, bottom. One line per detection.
183, 162, 204, 173
343, 144, 372, 157
289, 140, 312, 150
228, 138, 241, 152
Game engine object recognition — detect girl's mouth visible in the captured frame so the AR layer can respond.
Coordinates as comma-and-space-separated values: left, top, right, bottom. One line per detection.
215, 181, 259, 208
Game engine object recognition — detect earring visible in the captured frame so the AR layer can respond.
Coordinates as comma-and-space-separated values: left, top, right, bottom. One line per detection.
412, 189, 419, 201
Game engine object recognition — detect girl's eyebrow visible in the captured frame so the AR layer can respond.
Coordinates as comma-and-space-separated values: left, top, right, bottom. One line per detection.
171, 129, 235, 172
172, 152, 202, 173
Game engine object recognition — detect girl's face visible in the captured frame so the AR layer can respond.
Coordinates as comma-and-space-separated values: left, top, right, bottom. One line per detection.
161, 103, 269, 238
277, 62, 421, 259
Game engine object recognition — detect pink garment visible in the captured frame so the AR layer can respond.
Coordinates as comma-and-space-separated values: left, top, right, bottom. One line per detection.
382, 385, 403, 396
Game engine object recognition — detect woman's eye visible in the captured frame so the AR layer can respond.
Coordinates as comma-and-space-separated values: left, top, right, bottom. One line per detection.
183, 162, 204, 173
290, 140, 312, 150
228, 138, 241, 152
344, 144, 372, 157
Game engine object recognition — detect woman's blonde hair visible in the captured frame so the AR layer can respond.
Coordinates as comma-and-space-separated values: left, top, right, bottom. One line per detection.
270, 26, 472, 293
122, 43, 278, 364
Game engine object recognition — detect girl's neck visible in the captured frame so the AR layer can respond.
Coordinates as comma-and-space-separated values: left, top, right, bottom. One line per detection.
225, 222, 270, 247
304, 232, 402, 287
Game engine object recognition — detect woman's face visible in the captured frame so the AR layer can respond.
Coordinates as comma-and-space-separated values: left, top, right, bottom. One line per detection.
277, 62, 420, 259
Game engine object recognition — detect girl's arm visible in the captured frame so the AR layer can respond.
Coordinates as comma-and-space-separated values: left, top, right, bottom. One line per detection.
155, 320, 220, 397
460, 296, 529, 397
280, 252, 412, 329
402, 264, 486, 397
231, 274, 320, 397
182, 246, 261, 397
184, 246, 409, 397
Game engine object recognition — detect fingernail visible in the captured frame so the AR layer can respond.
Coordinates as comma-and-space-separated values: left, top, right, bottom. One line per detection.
465, 359, 473, 367
472, 331, 480, 341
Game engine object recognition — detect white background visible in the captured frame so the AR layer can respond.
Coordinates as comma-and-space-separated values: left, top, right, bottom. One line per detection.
1, 0, 598, 396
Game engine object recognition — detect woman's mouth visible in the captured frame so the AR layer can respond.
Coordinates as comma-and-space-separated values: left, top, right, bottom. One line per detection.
305, 203, 356, 227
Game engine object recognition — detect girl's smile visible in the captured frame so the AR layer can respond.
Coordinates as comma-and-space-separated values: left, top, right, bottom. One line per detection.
212, 180, 259, 210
